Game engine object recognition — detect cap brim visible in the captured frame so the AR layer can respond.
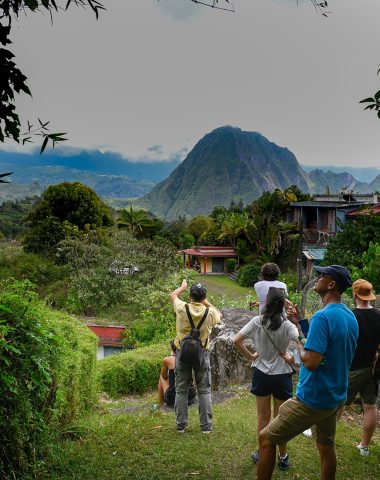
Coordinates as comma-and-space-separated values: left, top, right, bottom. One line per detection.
356, 293, 377, 301
314, 266, 328, 274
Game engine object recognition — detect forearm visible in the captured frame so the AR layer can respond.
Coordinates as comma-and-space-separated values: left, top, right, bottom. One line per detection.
170, 285, 187, 302
233, 336, 258, 362
202, 298, 220, 314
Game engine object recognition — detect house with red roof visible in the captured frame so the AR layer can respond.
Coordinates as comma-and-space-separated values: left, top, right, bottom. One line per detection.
179, 246, 237, 275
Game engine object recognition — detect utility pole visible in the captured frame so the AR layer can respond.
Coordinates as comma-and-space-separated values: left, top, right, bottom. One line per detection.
297, 213, 303, 292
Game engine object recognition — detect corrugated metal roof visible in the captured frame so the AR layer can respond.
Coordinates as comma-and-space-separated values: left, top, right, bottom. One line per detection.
303, 248, 326, 261
180, 247, 237, 257
290, 201, 365, 208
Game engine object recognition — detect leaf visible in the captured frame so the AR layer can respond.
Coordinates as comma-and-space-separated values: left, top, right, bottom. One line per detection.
40, 136, 49, 154
374, 90, 380, 101
364, 104, 375, 110
359, 97, 375, 104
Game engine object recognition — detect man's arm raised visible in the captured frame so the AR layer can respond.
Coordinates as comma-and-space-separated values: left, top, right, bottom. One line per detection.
170, 279, 188, 304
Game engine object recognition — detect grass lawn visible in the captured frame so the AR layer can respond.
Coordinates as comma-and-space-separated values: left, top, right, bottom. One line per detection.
195, 274, 256, 306
45, 389, 379, 480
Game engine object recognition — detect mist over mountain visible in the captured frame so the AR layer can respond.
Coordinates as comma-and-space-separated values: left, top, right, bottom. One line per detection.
0, 148, 181, 183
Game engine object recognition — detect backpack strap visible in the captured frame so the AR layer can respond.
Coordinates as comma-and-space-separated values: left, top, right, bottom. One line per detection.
184, 304, 210, 347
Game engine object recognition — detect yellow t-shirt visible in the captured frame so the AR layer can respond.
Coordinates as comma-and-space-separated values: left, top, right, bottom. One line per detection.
173, 298, 221, 350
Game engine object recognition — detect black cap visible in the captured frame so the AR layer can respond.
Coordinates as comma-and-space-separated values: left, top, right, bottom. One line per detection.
190, 283, 207, 299
314, 265, 352, 291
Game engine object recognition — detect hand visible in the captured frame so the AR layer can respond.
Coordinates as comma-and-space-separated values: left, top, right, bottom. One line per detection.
181, 279, 188, 289
250, 352, 259, 361
280, 351, 294, 365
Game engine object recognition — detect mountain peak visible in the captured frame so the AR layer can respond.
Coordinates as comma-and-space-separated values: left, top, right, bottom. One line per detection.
138, 127, 309, 220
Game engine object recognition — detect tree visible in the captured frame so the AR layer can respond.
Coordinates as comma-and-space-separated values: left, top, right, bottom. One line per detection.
186, 215, 215, 244
22, 181, 113, 255
218, 212, 249, 247
323, 213, 380, 271
0, 1, 104, 148
352, 242, 380, 291
117, 206, 156, 237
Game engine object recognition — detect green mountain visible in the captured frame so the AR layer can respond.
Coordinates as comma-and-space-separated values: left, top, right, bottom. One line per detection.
137, 126, 310, 220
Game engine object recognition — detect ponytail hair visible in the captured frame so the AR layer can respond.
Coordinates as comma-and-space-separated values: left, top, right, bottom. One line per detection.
170, 340, 177, 353
261, 287, 286, 331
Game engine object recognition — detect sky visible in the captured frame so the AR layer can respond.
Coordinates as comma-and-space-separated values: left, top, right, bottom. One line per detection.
5, 0, 380, 167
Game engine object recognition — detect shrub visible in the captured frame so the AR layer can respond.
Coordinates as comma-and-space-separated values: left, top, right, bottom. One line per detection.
0, 280, 98, 478
237, 263, 261, 287
225, 258, 237, 273
121, 268, 197, 347
97, 342, 168, 397
352, 242, 380, 291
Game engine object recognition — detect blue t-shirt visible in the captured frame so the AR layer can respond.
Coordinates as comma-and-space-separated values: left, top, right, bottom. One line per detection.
296, 303, 358, 409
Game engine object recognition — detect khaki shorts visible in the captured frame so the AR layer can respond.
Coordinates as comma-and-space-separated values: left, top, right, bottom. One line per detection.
346, 367, 379, 406
264, 397, 341, 447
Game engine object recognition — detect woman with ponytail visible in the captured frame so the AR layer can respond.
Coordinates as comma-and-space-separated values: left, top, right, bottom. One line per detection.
233, 287, 299, 471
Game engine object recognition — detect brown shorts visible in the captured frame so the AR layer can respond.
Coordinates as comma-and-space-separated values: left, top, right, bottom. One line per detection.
346, 367, 379, 406
264, 397, 341, 447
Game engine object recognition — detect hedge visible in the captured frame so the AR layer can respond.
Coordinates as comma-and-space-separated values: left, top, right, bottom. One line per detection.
0, 279, 98, 478
97, 342, 169, 397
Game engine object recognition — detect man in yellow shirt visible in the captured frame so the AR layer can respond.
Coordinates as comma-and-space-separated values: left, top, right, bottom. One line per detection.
170, 279, 221, 433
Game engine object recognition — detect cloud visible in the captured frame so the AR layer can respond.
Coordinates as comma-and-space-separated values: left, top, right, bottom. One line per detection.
156, 0, 202, 21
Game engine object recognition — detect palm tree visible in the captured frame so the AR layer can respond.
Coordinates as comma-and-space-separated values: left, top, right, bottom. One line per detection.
117, 205, 152, 235
218, 212, 249, 246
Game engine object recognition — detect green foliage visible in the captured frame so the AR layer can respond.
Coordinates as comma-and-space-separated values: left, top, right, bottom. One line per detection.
323, 214, 380, 270
178, 232, 195, 248
352, 242, 380, 291
186, 215, 215, 244
97, 342, 168, 397
58, 230, 181, 317
23, 182, 113, 256
237, 263, 261, 287
121, 268, 197, 347
0, 244, 70, 300
225, 258, 237, 273
0, 196, 38, 239
117, 205, 162, 238
0, 279, 97, 478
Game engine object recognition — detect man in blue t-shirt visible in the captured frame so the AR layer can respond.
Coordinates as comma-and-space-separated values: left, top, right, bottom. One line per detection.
257, 265, 358, 480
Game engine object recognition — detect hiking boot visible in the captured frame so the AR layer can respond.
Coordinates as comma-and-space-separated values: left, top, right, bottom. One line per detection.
357, 444, 370, 457
278, 453, 290, 471
176, 424, 188, 433
251, 450, 259, 464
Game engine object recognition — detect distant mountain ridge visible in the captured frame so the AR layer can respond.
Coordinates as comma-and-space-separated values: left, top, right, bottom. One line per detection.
1, 128, 379, 215
0, 148, 181, 182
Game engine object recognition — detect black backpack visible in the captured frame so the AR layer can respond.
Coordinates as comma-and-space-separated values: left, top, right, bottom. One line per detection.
178, 304, 209, 369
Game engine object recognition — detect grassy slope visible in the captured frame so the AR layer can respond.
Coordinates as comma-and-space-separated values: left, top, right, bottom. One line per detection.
195, 274, 256, 305
45, 389, 379, 480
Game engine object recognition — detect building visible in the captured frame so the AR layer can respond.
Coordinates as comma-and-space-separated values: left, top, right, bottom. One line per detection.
179, 246, 237, 275
87, 323, 126, 359
289, 192, 379, 274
